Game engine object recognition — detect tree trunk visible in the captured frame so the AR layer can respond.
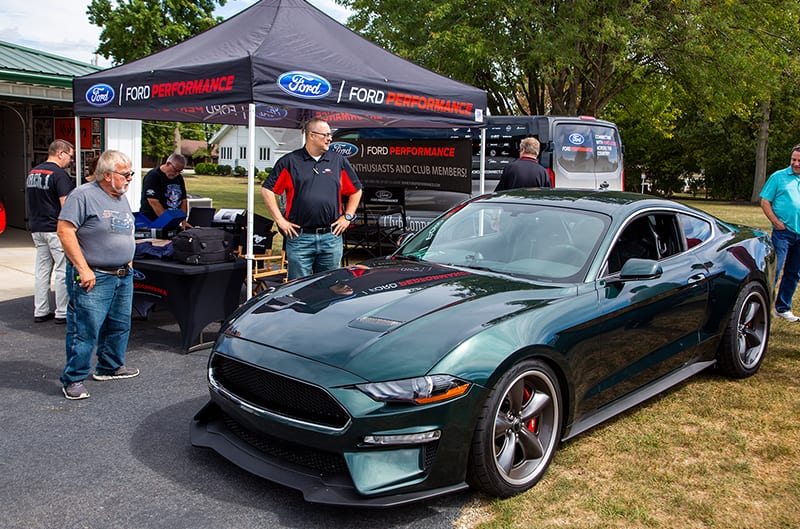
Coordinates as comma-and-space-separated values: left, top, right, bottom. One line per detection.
751, 99, 770, 203
174, 125, 181, 156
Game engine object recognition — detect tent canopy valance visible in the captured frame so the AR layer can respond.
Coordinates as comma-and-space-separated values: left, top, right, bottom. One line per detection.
72, 0, 486, 129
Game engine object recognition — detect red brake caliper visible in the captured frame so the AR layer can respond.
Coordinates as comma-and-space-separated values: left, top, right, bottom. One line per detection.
524, 386, 538, 432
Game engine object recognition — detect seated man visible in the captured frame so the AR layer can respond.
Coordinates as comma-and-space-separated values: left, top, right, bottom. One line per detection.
140, 153, 189, 227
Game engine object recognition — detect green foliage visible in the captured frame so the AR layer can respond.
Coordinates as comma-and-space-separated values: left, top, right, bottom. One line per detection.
86, 0, 225, 65
141, 121, 175, 162
233, 166, 248, 177
217, 164, 232, 176
194, 162, 217, 175
341, 0, 800, 201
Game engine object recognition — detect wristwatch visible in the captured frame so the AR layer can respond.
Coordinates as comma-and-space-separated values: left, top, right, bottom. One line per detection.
344, 213, 357, 221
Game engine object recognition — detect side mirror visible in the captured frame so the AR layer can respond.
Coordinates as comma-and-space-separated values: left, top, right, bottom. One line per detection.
618, 258, 662, 281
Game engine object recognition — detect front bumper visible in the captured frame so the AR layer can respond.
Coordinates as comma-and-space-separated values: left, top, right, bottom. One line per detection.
190, 400, 469, 507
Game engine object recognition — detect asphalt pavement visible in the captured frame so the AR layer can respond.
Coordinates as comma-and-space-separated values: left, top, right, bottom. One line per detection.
0, 227, 474, 529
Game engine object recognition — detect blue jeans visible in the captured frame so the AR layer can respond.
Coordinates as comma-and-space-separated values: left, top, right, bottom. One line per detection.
771, 228, 800, 313
285, 232, 343, 280
61, 262, 134, 386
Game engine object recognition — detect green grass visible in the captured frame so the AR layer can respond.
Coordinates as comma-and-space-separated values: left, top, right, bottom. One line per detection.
191, 177, 799, 528
184, 173, 283, 249
185, 173, 270, 218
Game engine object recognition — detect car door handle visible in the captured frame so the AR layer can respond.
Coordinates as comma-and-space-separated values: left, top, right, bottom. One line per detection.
688, 273, 706, 284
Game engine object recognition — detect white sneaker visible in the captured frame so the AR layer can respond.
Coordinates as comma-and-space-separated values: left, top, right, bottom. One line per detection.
775, 310, 800, 322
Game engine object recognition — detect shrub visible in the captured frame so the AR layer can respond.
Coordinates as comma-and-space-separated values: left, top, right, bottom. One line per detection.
194, 162, 217, 175
217, 164, 232, 175
233, 165, 248, 177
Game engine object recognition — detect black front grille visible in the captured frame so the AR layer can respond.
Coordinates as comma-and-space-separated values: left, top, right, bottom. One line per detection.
211, 354, 350, 429
222, 413, 348, 474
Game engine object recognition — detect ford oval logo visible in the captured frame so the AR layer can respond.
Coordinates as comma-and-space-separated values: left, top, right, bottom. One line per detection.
256, 106, 288, 120
132, 269, 146, 281
329, 142, 358, 157
277, 71, 331, 99
568, 133, 585, 145
85, 84, 115, 107
375, 190, 393, 200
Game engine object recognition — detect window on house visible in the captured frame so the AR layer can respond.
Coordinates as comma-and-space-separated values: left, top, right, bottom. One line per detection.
220, 146, 232, 160
259, 147, 269, 161
239, 146, 247, 159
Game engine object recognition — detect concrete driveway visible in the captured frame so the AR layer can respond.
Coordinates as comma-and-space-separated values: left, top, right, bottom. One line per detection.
0, 227, 473, 529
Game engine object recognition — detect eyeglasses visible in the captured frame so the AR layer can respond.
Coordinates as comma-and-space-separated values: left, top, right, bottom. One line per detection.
309, 131, 333, 139
166, 161, 185, 175
111, 170, 135, 178
60, 151, 74, 159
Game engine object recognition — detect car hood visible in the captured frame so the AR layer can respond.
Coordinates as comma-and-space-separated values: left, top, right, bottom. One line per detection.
224, 260, 568, 381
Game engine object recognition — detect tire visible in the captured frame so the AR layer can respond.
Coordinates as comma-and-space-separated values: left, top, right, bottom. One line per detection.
716, 281, 769, 378
467, 359, 562, 497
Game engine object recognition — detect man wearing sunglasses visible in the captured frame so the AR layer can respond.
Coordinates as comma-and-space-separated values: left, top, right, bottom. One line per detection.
25, 139, 76, 324
57, 150, 139, 400
261, 118, 363, 279
140, 153, 190, 227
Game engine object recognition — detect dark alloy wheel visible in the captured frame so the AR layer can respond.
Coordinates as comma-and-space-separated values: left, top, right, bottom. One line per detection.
467, 359, 562, 497
717, 281, 769, 378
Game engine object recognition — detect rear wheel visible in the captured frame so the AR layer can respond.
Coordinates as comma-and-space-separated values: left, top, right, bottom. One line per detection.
467, 359, 562, 497
716, 281, 769, 378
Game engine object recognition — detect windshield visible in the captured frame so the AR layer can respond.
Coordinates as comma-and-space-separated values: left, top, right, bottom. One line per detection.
398, 201, 610, 282
554, 124, 622, 187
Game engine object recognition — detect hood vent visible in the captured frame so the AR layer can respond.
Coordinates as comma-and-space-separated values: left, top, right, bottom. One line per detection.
348, 315, 403, 332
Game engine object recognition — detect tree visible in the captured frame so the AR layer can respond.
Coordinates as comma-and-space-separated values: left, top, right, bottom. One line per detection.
86, 0, 226, 161
339, 0, 800, 200
87, 0, 224, 66
340, 0, 671, 116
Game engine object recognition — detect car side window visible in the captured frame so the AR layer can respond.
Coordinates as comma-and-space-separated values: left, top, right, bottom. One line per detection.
678, 213, 713, 249
606, 213, 682, 274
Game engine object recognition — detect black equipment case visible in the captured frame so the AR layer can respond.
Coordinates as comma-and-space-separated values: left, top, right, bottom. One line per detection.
171, 227, 236, 265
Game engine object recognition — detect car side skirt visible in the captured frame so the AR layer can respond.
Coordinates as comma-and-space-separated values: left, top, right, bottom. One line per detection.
562, 359, 715, 441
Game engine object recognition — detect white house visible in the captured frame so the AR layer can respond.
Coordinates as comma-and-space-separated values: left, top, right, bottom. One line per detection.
210, 125, 304, 171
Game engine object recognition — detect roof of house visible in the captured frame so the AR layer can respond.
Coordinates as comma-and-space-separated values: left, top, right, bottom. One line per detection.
209, 124, 303, 147
181, 139, 217, 158
0, 40, 100, 87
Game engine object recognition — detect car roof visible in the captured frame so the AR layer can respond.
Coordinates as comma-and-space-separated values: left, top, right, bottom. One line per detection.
479, 189, 703, 219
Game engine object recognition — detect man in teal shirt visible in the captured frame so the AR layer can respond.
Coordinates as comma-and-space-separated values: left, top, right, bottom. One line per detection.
760, 144, 800, 321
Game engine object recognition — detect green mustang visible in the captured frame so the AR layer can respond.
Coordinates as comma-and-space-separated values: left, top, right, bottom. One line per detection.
191, 190, 775, 507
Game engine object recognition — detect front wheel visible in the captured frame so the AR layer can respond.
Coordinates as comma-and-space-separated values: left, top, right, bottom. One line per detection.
716, 281, 769, 378
467, 359, 562, 497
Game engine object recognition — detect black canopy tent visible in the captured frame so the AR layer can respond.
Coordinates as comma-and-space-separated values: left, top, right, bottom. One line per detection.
72, 0, 487, 295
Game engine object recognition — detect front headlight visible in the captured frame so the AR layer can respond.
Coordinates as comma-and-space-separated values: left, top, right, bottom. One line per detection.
357, 375, 470, 405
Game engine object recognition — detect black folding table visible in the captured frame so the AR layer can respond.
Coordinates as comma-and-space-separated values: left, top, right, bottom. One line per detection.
132, 258, 246, 351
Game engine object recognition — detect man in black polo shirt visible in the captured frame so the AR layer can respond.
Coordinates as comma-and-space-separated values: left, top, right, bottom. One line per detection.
261, 118, 362, 280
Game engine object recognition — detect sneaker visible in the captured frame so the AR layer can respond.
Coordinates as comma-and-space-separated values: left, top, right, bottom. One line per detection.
775, 310, 800, 322
34, 313, 54, 323
54, 317, 66, 325
62, 382, 90, 400
92, 366, 140, 381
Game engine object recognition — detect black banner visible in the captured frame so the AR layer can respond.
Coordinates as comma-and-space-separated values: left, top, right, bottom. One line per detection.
332, 138, 472, 193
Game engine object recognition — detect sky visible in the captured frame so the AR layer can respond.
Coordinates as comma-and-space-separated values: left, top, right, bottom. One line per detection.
1, 0, 352, 68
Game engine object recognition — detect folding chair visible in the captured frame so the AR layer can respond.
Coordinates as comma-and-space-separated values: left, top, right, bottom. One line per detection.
234, 212, 288, 294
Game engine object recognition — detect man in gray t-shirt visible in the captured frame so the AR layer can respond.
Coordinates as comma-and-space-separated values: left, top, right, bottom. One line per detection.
57, 150, 140, 401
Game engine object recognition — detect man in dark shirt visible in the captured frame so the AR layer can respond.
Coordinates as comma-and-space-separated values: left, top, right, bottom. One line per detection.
140, 153, 189, 226
261, 118, 363, 280
495, 137, 552, 191
25, 139, 76, 323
